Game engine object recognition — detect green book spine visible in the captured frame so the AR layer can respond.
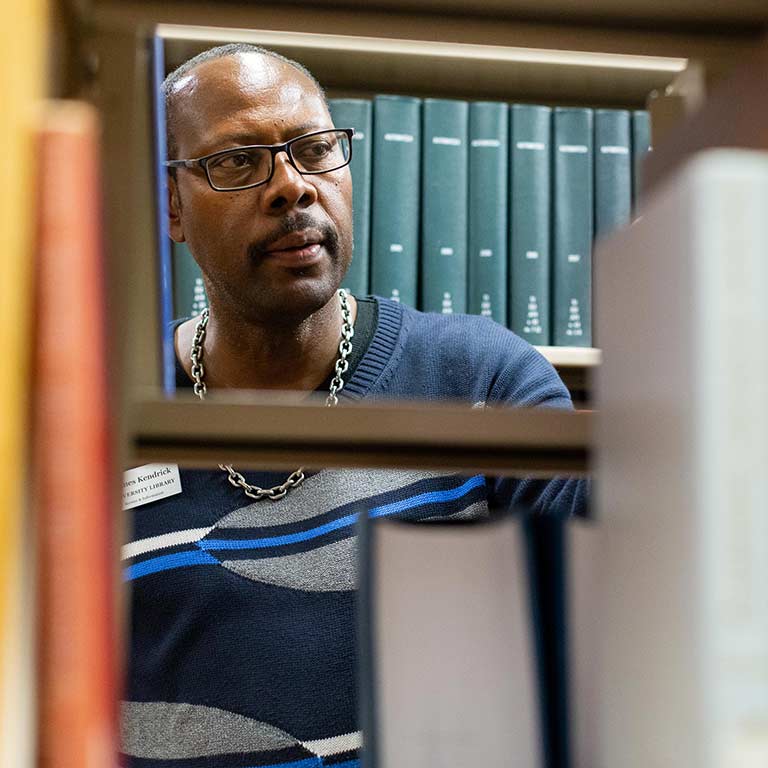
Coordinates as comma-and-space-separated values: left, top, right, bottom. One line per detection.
595, 109, 632, 240
370, 95, 422, 307
468, 102, 509, 323
420, 98, 469, 314
631, 109, 652, 211
552, 107, 594, 347
172, 241, 207, 319
510, 104, 552, 345
328, 98, 372, 297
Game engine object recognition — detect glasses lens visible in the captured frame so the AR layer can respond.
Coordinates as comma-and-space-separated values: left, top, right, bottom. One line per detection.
207, 148, 271, 189
291, 131, 351, 174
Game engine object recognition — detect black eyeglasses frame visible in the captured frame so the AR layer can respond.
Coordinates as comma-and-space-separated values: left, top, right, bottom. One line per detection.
163, 127, 355, 192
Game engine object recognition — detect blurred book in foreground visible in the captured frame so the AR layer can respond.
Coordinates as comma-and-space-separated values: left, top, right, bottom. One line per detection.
359, 502, 602, 768
526, 515, 600, 768
359, 512, 540, 768
32, 100, 119, 768
0, 1, 49, 764
597, 149, 768, 768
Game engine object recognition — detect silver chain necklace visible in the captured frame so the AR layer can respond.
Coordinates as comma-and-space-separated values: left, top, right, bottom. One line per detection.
190, 288, 354, 501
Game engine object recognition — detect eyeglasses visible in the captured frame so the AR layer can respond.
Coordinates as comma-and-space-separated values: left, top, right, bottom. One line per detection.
164, 128, 354, 192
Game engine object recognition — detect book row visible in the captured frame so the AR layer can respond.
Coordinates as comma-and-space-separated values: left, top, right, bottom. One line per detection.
171, 96, 652, 348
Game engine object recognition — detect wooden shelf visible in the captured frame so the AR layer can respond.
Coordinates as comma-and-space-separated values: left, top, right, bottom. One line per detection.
158, 24, 686, 105
274, 0, 768, 27
91, 1, 764, 107
537, 346, 602, 368
131, 394, 591, 475
94, 0, 768, 30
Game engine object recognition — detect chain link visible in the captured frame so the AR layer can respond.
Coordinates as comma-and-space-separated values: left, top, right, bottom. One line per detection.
190, 289, 353, 501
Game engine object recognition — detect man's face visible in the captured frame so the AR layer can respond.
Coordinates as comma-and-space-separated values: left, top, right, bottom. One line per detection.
168, 53, 353, 325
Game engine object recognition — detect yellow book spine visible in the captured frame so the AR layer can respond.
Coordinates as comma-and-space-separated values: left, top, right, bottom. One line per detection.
0, 0, 48, 765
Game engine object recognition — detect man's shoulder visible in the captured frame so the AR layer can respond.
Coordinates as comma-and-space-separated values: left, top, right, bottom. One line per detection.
379, 298, 536, 359
370, 297, 564, 399
377, 298, 557, 378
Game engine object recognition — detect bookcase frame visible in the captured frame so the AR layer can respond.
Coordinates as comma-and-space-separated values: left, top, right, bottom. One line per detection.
157, 23, 686, 106
156, 23, 668, 374
87, 3, 763, 476
133, 394, 591, 475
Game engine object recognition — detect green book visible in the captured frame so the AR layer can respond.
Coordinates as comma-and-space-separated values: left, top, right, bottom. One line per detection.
468, 101, 508, 323
370, 95, 422, 307
171, 241, 207, 319
420, 98, 469, 314
594, 109, 632, 240
632, 109, 652, 210
328, 98, 372, 297
552, 107, 594, 347
510, 104, 552, 345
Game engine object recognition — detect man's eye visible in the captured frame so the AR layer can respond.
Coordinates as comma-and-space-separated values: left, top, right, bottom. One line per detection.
215, 152, 254, 169
298, 141, 333, 159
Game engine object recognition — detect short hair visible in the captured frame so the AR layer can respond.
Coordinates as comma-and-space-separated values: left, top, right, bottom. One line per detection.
162, 43, 327, 161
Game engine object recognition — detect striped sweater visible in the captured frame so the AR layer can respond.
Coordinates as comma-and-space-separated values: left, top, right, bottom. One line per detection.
121, 297, 586, 767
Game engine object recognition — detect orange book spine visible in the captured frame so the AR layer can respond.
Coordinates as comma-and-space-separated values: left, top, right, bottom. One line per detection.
33, 101, 118, 768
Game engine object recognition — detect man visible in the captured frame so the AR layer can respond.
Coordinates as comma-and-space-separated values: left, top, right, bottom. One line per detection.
122, 43, 586, 767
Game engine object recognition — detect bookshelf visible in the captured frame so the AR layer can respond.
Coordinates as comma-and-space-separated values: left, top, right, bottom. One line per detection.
82, 6, 763, 461
539, 347, 600, 402
90, 2, 764, 76
96, 20, 686, 415
268, 0, 768, 26
595, 147, 768, 768
538, 346, 601, 368
153, 23, 666, 397
132, 394, 591, 474
8, 2, 764, 767
158, 24, 687, 105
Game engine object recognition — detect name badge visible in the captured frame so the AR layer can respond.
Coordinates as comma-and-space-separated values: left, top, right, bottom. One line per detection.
122, 463, 182, 510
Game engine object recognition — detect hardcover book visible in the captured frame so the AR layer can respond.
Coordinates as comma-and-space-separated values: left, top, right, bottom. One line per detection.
0, 4, 46, 762
597, 150, 768, 768
359, 513, 540, 768
552, 107, 594, 347
420, 98, 469, 315
468, 101, 509, 323
631, 110, 652, 212
510, 104, 552, 344
172, 241, 208, 320
329, 98, 373, 297
33, 100, 118, 768
594, 109, 632, 241
370, 95, 422, 307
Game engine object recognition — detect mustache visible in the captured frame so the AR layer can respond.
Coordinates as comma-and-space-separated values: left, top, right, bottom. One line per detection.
248, 213, 339, 259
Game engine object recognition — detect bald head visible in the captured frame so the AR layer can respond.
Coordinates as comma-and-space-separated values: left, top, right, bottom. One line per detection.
163, 43, 327, 161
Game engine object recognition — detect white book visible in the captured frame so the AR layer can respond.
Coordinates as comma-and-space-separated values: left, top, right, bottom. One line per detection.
568, 521, 601, 768
361, 515, 539, 768
596, 149, 768, 768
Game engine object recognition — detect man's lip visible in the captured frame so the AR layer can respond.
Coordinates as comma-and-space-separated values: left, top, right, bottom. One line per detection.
266, 230, 324, 253
263, 242, 324, 268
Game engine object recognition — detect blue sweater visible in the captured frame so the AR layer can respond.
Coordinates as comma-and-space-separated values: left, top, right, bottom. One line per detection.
121, 297, 587, 767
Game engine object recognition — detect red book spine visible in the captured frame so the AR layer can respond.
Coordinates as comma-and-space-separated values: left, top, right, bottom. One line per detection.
33, 101, 118, 768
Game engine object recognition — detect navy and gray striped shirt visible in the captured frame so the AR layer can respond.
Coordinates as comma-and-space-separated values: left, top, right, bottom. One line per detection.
122, 297, 586, 767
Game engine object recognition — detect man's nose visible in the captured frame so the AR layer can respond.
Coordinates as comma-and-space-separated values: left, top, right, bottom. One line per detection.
260, 151, 317, 213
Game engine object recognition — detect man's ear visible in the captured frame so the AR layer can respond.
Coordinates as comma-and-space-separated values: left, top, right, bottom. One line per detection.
168, 175, 185, 243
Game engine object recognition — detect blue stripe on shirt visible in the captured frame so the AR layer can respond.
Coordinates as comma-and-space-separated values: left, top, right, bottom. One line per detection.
123, 550, 218, 582
246, 758, 357, 768
125, 475, 485, 581
246, 759, 321, 768
199, 475, 485, 552
369, 474, 485, 519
